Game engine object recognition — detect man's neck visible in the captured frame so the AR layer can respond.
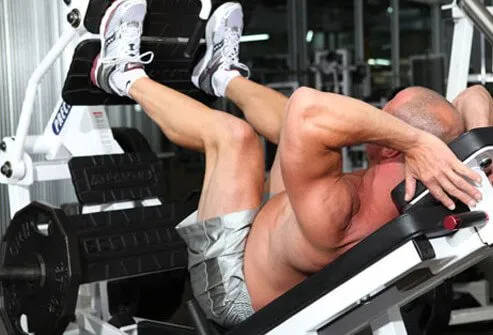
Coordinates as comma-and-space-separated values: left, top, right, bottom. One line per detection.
372, 158, 406, 186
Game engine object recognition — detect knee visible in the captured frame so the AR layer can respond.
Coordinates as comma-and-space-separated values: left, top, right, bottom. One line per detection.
208, 114, 262, 154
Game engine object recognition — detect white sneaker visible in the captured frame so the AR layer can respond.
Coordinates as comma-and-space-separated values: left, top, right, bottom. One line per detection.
91, 0, 154, 97
191, 2, 250, 97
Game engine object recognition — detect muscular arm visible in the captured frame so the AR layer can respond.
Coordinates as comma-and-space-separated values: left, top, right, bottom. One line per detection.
453, 85, 493, 130
281, 88, 481, 253
281, 89, 419, 247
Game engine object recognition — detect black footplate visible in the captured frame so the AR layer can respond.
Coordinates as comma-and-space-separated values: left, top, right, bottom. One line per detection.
0, 202, 188, 335
62, 39, 213, 106
69, 152, 168, 205
83, 0, 256, 36
64, 0, 256, 106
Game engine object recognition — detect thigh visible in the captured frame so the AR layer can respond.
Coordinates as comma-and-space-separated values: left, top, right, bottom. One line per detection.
197, 114, 265, 221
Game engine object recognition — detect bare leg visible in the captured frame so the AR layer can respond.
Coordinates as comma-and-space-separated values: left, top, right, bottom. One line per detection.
226, 77, 288, 144
130, 78, 264, 220
226, 77, 288, 195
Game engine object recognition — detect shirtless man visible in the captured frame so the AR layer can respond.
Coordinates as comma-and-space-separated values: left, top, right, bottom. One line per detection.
90, 0, 488, 327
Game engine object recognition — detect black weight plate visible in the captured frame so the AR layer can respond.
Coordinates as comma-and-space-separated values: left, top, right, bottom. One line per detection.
0, 203, 81, 335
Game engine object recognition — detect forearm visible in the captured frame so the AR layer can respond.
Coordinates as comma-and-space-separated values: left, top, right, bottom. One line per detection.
453, 85, 493, 130
298, 90, 420, 153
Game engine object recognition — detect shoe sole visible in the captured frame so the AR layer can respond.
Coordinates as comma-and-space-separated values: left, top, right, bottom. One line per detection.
191, 2, 243, 89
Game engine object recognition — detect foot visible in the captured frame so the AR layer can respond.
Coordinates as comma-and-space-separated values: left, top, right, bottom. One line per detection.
192, 2, 250, 97
90, 0, 154, 97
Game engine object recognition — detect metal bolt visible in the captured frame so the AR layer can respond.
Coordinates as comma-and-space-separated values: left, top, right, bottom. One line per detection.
1, 162, 12, 178
359, 295, 371, 304
480, 157, 492, 170
67, 9, 81, 28
0, 141, 6, 152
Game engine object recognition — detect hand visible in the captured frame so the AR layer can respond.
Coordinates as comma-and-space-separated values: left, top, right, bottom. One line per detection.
403, 131, 482, 210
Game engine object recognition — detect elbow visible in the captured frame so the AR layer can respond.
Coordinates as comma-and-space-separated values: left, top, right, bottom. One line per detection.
287, 87, 332, 133
288, 87, 321, 118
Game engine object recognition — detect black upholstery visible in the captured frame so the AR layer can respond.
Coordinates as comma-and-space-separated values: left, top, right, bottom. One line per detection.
392, 127, 493, 212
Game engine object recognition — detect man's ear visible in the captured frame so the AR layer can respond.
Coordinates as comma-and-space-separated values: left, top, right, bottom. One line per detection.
381, 147, 401, 159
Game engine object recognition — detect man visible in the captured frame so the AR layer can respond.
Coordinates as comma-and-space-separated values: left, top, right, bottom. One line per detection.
91, 0, 488, 327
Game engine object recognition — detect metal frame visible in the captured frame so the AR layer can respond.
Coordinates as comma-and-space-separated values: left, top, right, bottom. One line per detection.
313, 49, 352, 96
0, 0, 125, 218
391, 0, 400, 88
445, 1, 475, 101
312, 49, 369, 173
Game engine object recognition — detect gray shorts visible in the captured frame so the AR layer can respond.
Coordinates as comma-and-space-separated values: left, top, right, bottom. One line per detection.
175, 208, 259, 328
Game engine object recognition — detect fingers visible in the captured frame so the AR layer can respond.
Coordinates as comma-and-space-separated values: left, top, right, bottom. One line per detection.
427, 183, 456, 210
438, 175, 477, 208
454, 162, 482, 184
405, 172, 417, 201
447, 171, 482, 203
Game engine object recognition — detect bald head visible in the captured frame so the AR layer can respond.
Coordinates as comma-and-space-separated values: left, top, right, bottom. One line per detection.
385, 87, 464, 143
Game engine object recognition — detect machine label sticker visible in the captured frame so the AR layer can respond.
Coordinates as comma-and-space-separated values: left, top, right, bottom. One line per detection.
52, 102, 73, 135
91, 111, 114, 151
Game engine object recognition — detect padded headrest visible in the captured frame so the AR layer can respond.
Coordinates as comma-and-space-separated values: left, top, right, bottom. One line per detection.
391, 127, 493, 212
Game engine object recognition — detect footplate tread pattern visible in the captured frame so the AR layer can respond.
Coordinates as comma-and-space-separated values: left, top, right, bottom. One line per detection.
69, 152, 168, 204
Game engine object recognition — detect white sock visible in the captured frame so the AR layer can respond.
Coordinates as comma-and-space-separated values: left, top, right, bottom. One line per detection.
212, 69, 241, 97
110, 68, 148, 97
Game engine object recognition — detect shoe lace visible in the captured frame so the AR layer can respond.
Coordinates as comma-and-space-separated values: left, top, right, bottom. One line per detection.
101, 22, 154, 65
221, 26, 241, 68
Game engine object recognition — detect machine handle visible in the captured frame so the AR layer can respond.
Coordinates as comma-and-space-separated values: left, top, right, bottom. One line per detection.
184, 19, 207, 59
443, 211, 489, 231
